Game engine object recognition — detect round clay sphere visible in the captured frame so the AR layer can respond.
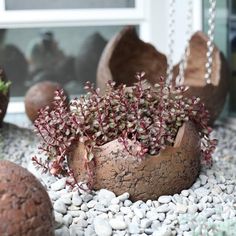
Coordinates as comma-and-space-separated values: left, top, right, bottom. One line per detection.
0, 68, 10, 126
25, 80, 68, 122
0, 160, 54, 236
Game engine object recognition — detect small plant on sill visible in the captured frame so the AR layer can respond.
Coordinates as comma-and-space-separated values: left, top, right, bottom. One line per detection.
33, 73, 217, 188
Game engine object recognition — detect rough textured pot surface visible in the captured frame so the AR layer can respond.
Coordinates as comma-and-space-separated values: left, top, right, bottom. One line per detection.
97, 26, 167, 93
69, 121, 201, 201
0, 160, 54, 236
173, 31, 229, 124
0, 68, 9, 126
24, 80, 68, 122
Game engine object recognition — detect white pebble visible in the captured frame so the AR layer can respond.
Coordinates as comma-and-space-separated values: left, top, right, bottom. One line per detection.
108, 204, 120, 213
72, 192, 82, 206
158, 196, 172, 204
109, 217, 127, 230
181, 190, 189, 197
133, 207, 144, 218
94, 217, 112, 236
140, 218, 152, 228
61, 195, 72, 205
54, 199, 67, 214
87, 200, 97, 208
153, 226, 172, 236
146, 210, 158, 220
63, 214, 72, 227
156, 204, 169, 213
175, 203, 187, 214
128, 223, 140, 234
97, 189, 116, 206
54, 212, 63, 228
117, 192, 130, 202
48, 191, 60, 201
194, 187, 209, 198
81, 203, 88, 212
51, 178, 66, 191
124, 200, 132, 207
157, 213, 165, 222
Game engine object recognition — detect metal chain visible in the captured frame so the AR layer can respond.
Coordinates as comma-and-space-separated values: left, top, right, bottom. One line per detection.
166, 0, 175, 85
167, 0, 216, 86
175, 0, 193, 86
204, 0, 216, 84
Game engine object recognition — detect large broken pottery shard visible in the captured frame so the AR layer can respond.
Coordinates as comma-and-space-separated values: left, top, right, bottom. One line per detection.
173, 31, 229, 124
69, 121, 201, 201
0, 160, 54, 236
97, 26, 167, 93
0, 68, 9, 126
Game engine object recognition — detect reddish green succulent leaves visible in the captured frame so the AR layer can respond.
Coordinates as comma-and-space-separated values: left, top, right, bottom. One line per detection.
33, 74, 216, 186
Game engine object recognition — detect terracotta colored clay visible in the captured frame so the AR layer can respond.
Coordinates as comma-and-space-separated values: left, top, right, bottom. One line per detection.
97, 27, 229, 124
173, 31, 229, 124
69, 121, 201, 201
97, 26, 167, 93
25, 80, 69, 122
0, 160, 54, 236
0, 68, 9, 126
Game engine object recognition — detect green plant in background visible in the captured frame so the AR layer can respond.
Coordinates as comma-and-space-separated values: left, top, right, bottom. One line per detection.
0, 79, 11, 96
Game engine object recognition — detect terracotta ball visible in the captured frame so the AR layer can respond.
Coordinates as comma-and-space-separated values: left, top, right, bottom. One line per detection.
0, 160, 54, 236
25, 81, 68, 122
0, 68, 9, 126
69, 121, 201, 201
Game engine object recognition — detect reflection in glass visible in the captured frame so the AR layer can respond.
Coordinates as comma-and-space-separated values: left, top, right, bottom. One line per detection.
0, 26, 138, 97
5, 0, 135, 10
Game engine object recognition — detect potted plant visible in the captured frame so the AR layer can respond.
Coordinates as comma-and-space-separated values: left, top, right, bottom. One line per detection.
33, 74, 216, 201
0, 68, 11, 127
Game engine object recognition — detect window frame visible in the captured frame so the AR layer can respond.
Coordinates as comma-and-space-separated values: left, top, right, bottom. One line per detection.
0, 0, 203, 114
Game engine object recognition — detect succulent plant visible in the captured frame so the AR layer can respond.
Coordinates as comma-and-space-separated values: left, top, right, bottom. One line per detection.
33, 73, 216, 188
0, 79, 11, 96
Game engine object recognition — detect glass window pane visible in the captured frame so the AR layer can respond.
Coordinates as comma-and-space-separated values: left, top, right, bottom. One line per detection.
0, 25, 138, 97
5, 0, 135, 10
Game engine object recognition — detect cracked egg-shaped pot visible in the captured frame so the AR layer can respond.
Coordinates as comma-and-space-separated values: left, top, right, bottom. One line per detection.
173, 31, 229, 124
0, 68, 9, 126
97, 26, 167, 93
69, 121, 201, 201
0, 160, 54, 236
97, 27, 229, 124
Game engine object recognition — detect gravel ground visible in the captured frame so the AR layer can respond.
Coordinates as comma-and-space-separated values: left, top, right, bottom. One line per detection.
1, 122, 236, 236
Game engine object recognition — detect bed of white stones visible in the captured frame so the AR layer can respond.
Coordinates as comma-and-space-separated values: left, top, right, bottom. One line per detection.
1, 122, 236, 236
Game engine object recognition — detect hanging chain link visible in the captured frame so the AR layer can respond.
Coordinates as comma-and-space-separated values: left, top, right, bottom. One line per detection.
166, 0, 175, 85
204, 0, 216, 84
167, 0, 216, 86
175, 0, 193, 86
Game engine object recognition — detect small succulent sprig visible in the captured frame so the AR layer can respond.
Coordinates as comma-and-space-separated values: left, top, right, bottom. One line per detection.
33, 73, 217, 188
0, 79, 11, 96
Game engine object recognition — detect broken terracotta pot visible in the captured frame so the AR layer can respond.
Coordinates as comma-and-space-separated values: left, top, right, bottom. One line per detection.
69, 121, 201, 201
0, 160, 54, 236
97, 27, 229, 124
25, 80, 69, 122
97, 26, 167, 93
0, 68, 9, 127
173, 31, 229, 124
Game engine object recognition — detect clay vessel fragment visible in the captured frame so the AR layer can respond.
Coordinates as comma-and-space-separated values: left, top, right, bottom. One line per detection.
69, 121, 201, 201
173, 31, 229, 124
97, 26, 167, 93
